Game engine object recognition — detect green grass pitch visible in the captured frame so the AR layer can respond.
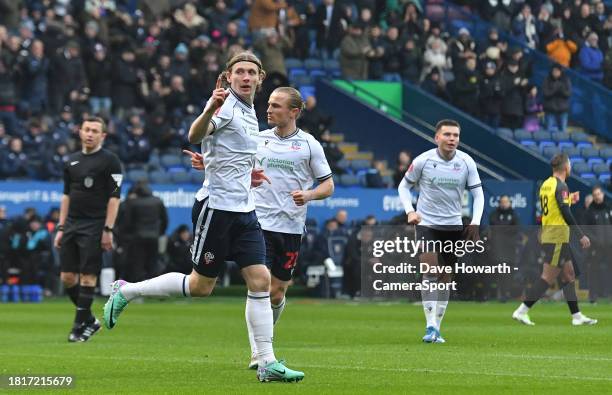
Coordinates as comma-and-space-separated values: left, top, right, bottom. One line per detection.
1, 298, 611, 394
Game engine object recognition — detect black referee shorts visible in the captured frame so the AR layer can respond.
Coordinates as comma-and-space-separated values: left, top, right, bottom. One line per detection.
60, 217, 105, 275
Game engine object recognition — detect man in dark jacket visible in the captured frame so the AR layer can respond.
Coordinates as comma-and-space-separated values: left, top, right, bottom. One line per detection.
22, 39, 49, 115
314, 0, 349, 58
500, 59, 528, 129
118, 181, 168, 282
86, 44, 112, 116
479, 61, 502, 128
0, 51, 19, 136
453, 56, 479, 117
542, 64, 571, 133
49, 41, 87, 114
584, 185, 612, 303
112, 48, 141, 116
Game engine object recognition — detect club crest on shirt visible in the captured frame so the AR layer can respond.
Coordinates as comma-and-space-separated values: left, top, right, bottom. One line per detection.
453, 162, 462, 171
204, 251, 215, 265
291, 141, 302, 151
84, 176, 94, 188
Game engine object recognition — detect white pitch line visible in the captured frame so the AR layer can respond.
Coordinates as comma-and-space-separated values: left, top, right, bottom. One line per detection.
3, 352, 612, 383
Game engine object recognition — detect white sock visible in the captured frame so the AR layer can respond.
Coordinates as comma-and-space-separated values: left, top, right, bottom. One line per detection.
120, 273, 190, 301
246, 306, 257, 356
436, 287, 450, 330
516, 302, 530, 315
246, 291, 276, 366
421, 275, 438, 329
272, 297, 286, 325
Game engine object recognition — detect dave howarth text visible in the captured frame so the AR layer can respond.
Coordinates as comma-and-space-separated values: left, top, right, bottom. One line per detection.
372, 262, 515, 274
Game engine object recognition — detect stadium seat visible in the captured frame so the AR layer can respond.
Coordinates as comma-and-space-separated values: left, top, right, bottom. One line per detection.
304, 58, 323, 70
599, 147, 612, 159
570, 157, 585, 165
561, 146, 580, 157
299, 85, 315, 100
552, 132, 571, 143
149, 170, 171, 184
514, 129, 532, 141
337, 159, 351, 170
608, 158, 612, 168
285, 58, 303, 69
310, 69, 327, 80
572, 162, 590, 174
542, 146, 560, 158
575, 141, 593, 150
381, 174, 393, 187
189, 170, 202, 184
539, 141, 556, 152
570, 132, 590, 142
581, 147, 600, 159
496, 128, 513, 139
593, 163, 609, 175
587, 158, 604, 168
292, 74, 312, 87
340, 174, 359, 186
580, 173, 597, 184
599, 174, 611, 184
351, 159, 371, 171
557, 141, 574, 151
170, 170, 191, 183
182, 154, 194, 168
127, 169, 148, 183
323, 59, 340, 72
160, 154, 183, 169
533, 131, 552, 143
288, 68, 307, 80
148, 152, 162, 170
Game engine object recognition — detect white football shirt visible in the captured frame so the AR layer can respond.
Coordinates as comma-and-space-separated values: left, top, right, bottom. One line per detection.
252, 128, 332, 234
404, 148, 481, 228
195, 89, 259, 212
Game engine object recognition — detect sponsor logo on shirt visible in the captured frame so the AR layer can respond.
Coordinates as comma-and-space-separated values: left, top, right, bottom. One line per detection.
430, 176, 460, 188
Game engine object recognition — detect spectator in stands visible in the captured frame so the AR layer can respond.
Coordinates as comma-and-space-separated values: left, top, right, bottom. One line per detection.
488, 195, 520, 301
22, 216, 52, 289
479, 61, 502, 129
334, 209, 349, 234
164, 75, 189, 120
421, 67, 450, 102
604, 45, 612, 89
400, 36, 422, 83
482, 0, 514, 31
0, 122, 9, 154
381, 26, 402, 82
450, 27, 477, 72
86, 44, 112, 116
319, 129, 345, 175
584, 185, 612, 303
298, 95, 331, 139
579, 32, 604, 82
172, 2, 208, 43
170, 43, 191, 83
249, 0, 287, 41
2, 137, 31, 178
542, 64, 571, 133
0, 48, 19, 136
165, 224, 193, 275
22, 39, 49, 115
392, 150, 412, 188
453, 55, 479, 117
120, 123, 151, 165
536, 5, 555, 48
367, 26, 385, 80
315, 0, 349, 58
49, 40, 87, 115
572, 2, 596, 44
340, 22, 372, 80
546, 27, 578, 68
112, 48, 141, 117
22, 119, 49, 160
254, 30, 291, 78
45, 143, 69, 180
523, 85, 543, 132
421, 37, 449, 81
342, 215, 376, 298
500, 59, 528, 129
512, 4, 538, 49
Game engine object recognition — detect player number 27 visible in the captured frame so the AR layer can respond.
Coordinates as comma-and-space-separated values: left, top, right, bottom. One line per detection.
284, 252, 299, 270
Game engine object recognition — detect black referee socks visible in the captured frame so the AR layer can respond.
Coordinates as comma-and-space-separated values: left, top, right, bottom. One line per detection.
74, 286, 95, 325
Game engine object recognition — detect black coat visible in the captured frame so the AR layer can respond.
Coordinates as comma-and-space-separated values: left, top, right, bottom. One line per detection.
500, 69, 525, 117
479, 74, 502, 115
112, 59, 140, 110
86, 57, 112, 98
120, 190, 168, 240
542, 74, 571, 114
453, 67, 480, 115
314, 4, 348, 51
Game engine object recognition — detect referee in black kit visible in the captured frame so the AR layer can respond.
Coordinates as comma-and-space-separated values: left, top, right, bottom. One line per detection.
54, 117, 122, 342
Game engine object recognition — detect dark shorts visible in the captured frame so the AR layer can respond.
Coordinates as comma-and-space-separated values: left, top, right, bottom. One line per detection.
415, 225, 464, 267
263, 230, 302, 282
60, 217, 105, 275
541, 243, 573, 267
191, 197, 266, 278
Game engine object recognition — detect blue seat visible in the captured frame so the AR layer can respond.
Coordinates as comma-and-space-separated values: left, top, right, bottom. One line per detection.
351, 159, 371, 171
552, 132, 571, 143
149, 170, 171, 184
514, 129, 531, 141
608, 158, 612, 168
127, 169, 148, 182
310, 69, 327, 80
561, 146, 580, 157
299, 85, 315, 100
539, 141, 556, 152
542, 146, 560, 158
288, 68, 307, 80
323, 59, 340, 71
557, 141, 574, 150
572, 162, 590, 174
160, 154, 183, 169
496, 128, 513, 139
581, 147, 600, 159
599, 174, 611, 184
533, 131, 552, 142
337, 159, 351, 170
189, 170, 202, 184
571, 132, 590, 142
593, 163, 609, 175
340, 174, 359, 186
599, 147, 612, 159
587, 158, 604, 167
580, 173, 597, 184
292, 74, 312, 87
171, 170, 191, 183
576, 141, 593, 149
570, 157, 585, 165
285, 58, 303, 69
304, 58, 323, 70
